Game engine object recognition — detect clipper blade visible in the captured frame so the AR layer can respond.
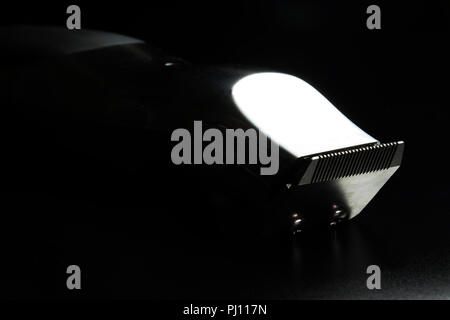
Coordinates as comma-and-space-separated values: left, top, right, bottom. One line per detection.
287, 141, 404, 230
299, 141, 404, 185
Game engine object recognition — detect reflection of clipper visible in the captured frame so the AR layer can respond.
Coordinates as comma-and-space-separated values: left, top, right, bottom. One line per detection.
0, 27, 404, 236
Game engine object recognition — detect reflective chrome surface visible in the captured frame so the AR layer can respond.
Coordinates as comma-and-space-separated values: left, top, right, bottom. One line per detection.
232, 72, 377, 158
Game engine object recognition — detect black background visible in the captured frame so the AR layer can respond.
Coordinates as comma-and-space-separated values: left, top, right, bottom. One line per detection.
1, 0, 450, 300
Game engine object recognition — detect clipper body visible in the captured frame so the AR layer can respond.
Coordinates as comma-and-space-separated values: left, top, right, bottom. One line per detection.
0, 27, 404, 236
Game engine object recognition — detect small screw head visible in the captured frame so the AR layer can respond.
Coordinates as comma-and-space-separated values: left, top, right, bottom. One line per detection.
290, 212, 304, 234
329, 204, 348, 226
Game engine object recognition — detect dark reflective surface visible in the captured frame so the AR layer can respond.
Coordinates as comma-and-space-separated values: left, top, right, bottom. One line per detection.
0, 1, 449, 299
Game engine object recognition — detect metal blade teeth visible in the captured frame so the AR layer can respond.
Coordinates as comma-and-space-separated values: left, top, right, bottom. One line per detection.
311, 142, 402, 183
